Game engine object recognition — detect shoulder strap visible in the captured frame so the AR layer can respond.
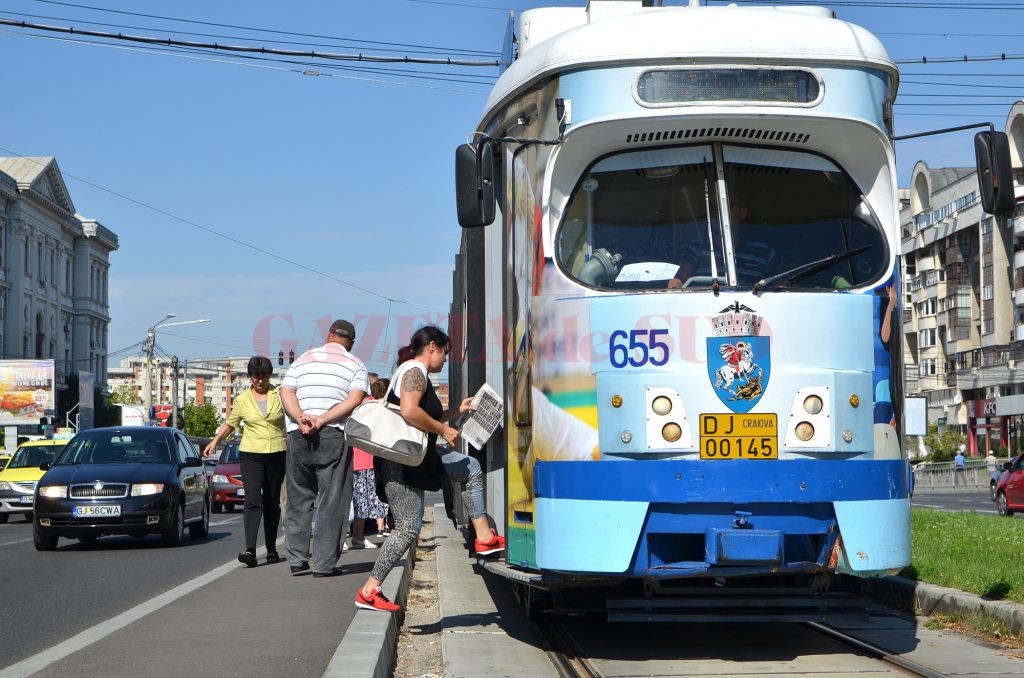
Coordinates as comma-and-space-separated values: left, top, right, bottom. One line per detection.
388, 361, 427, 404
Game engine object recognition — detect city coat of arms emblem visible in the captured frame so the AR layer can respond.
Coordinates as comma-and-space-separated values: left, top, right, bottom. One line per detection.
706, 302, 770, 413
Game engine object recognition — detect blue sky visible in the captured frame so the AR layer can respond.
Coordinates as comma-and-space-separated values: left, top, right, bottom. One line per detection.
2, 0, 1021, 375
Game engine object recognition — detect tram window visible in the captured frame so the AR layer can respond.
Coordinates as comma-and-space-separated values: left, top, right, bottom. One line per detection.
555, 144, 888, 292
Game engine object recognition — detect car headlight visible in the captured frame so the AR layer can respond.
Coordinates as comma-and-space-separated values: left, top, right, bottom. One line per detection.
0, 481, 9, 491
212, 474, 229, 484
38, 485, 67, 498
130, 483, 165, 496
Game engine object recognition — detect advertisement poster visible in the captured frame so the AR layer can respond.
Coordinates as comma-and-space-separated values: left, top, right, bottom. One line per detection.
0, 360, 55, 425
79, 370, 95, 430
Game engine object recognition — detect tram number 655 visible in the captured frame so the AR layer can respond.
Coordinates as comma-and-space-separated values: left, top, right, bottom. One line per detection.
609, 329, 670, 368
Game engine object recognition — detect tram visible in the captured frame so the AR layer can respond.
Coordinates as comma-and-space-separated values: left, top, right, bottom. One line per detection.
448, 0, 1013, 620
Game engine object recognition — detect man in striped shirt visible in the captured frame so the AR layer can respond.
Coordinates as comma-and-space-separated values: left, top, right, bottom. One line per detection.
280, 319, 369, 577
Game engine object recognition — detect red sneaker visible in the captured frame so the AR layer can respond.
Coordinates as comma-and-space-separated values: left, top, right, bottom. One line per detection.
355, 587, 400, 613
474, 530, 506, 556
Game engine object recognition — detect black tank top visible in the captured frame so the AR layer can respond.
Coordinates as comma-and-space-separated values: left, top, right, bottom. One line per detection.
387, 363, 444, 491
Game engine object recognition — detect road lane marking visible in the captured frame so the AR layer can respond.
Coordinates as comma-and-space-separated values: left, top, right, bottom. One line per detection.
0, 538, 31, 547
0, 546, 267, 678
210, 517, 241, 526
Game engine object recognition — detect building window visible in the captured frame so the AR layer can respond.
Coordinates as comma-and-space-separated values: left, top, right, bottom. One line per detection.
920, 328, 937, 347
905, 366, 919, 392
919, 358, 937, 376
24, 240, 29, 275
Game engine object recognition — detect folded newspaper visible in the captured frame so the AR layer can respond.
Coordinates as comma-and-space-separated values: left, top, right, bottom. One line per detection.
452, 383, 503, 448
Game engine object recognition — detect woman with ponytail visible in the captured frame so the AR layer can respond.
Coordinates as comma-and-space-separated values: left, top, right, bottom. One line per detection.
355, 326, 505, 613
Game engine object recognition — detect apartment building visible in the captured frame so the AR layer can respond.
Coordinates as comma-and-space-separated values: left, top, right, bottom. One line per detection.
901, 101, 1024, 457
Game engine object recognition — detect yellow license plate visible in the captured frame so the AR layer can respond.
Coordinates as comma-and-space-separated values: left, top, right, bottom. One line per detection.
699, 413, 778, 459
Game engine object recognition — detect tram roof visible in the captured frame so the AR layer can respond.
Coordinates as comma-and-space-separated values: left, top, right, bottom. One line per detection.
484, 4, 897, 119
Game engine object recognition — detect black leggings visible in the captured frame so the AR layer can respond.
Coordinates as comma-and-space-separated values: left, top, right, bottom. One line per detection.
239, 450, 287, 551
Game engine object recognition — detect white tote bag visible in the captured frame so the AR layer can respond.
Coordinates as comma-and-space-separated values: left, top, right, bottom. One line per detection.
346, 363, 428, 466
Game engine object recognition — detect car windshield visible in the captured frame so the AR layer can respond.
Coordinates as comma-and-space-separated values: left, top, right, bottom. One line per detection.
556, 144, 888, 291
220, 443, 240, 464
54, 431, 174, 465
7, 445, 63, 469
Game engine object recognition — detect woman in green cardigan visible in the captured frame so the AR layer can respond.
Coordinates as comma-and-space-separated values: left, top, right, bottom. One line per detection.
204, 356, 287, 567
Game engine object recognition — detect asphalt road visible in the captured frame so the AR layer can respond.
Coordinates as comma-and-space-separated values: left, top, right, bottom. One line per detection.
911, 487, 1017, 515
0, 510, 250, 669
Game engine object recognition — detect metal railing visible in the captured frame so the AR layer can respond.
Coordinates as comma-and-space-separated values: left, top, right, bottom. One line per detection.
912, 459, 1007, 490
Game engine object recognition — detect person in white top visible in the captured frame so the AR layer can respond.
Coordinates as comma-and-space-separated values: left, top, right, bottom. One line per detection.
279, 319, 368, 577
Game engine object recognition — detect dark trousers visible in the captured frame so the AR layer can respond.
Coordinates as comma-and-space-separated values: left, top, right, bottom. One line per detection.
284, 428, 353, 573
238, 450, 287, 552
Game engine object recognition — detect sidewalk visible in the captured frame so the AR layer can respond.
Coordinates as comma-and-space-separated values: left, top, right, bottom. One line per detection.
3, 540, 412, 678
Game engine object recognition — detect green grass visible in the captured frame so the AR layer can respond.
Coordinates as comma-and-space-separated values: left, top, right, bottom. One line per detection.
904, 509, 1024, 603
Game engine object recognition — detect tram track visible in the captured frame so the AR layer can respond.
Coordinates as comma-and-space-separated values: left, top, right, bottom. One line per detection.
531, 615, 950, 677
804, 621, 949, 678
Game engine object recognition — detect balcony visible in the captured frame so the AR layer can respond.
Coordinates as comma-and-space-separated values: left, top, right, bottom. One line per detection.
917, 314, 938, 331
917, 254, 938, 272
1014, 216, 1024, 238
1016, 324, 1024, 342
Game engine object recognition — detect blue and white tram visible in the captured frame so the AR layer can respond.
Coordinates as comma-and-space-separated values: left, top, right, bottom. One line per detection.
448, 0, 1006, 620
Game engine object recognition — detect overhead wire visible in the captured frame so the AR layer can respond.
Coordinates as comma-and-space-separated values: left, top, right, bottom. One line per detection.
0, 29, 493, 94
0, 147, 448, 313
28, 0, 501, 54
0, 16, 500, 66
0, 6, 500, 56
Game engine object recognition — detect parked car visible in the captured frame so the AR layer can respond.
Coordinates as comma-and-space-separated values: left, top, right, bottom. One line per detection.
994, 452, 1024, 517
32, 426, 209, 549
0, 439, 70, 524
211, 442, 243, 513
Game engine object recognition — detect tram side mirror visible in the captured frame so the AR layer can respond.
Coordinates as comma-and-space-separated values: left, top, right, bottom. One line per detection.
974, 131, 1015, 216
455, 142, 495, 228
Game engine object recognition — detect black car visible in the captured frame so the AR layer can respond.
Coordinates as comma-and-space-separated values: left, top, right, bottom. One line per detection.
33, 427, 210, 550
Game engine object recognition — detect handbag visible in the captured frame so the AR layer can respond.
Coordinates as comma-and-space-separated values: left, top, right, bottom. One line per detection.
346, 364, 428, 466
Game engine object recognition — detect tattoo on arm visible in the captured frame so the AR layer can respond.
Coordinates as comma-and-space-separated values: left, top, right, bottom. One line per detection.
402, 368, 427, 394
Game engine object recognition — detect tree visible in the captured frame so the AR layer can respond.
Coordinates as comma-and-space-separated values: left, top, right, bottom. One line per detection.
183, 401, 221, 437
922, 423, 965, 463
109, 384, 141, 405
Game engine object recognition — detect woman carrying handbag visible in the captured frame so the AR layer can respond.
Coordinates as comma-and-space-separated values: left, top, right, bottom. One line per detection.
355, 326, 505, 613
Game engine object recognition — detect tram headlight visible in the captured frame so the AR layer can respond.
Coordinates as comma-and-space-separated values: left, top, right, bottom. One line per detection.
842, 429, 854, 443
795, 422, 815, 441
849, 394, 860, 408
803, 395, 823, 415
662, 422, 682, 442
651, 396, 672, 416
620, 430, 633, 444
611, 394, 623, 408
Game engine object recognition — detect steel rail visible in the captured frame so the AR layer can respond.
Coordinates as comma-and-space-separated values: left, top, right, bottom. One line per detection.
805, 621, 949, 678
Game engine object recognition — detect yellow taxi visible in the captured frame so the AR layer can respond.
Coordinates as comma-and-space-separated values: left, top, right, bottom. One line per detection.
0, 439, 69, 524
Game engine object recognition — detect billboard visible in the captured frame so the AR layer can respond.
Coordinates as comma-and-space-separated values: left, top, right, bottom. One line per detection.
119, 404, 146, 426
0, 360, 55, 425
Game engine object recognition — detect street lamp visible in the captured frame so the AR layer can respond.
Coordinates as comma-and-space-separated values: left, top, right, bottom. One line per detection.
142, 315, 211, 421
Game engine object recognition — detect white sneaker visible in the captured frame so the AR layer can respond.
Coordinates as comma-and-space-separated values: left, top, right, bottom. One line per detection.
351, 539, 378, 549
342, 540, 350, 552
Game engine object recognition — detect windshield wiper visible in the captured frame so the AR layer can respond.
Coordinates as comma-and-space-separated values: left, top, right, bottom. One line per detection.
752, 245, 872, 294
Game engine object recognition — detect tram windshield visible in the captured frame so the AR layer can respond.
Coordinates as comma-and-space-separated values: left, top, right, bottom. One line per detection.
556, 144, 889, 292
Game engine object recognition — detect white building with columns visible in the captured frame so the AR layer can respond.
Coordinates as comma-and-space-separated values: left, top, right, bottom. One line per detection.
0, 156, 118, 390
